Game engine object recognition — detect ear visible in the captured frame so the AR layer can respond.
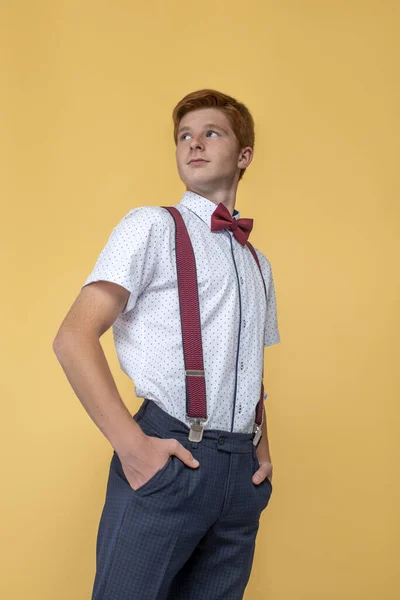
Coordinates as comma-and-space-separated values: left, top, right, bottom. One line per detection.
237, 146, 253, 170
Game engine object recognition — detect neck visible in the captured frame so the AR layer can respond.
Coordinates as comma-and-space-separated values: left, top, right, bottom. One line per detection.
186, 186, 237, 216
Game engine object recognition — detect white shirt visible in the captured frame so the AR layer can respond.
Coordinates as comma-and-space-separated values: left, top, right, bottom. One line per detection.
82, 190, 280, 434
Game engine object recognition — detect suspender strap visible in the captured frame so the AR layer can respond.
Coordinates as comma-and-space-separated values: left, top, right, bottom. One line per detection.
161, 206, 267, 446
161, 206, 208, 441
245, 241, 267, 444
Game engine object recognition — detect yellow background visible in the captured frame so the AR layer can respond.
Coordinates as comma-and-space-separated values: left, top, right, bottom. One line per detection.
1, 1, 399, 598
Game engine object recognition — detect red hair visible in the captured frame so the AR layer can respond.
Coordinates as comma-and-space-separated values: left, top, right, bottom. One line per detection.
172, 89, 255, 181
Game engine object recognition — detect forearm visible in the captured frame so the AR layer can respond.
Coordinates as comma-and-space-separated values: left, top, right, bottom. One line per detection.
53, 332, 146, 455
255, 403, 272, 464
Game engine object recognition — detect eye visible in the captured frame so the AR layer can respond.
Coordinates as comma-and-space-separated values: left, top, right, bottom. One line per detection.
179, 130, 219, 141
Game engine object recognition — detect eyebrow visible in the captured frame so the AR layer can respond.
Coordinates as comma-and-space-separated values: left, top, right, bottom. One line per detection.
178, 122, 229, 135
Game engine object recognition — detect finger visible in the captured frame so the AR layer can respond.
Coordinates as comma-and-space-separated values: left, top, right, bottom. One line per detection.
171, 439, 199, 468
253, 470, 263, 483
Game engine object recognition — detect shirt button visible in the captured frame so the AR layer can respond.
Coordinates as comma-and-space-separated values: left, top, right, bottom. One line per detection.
218, 436, 225, 445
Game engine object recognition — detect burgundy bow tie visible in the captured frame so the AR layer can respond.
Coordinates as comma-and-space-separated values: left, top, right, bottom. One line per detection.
210, 202, 253, 246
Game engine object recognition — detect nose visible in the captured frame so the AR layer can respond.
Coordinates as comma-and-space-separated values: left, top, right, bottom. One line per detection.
189, 135, 204, 151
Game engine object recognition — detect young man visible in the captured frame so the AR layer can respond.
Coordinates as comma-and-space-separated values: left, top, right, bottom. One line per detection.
53, 88, 280, 600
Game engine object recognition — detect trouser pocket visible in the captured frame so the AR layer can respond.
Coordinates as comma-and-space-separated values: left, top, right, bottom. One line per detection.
251, 448, 273, 510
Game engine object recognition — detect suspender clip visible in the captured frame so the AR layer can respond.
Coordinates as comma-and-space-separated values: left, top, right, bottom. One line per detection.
187, 417, 206, 442
253, 405, 264, 446
253, 424, 262, 446
185, 370, 207, 442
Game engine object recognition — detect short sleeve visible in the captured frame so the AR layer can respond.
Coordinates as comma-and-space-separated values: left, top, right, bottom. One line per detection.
256, 251, 281, 346
81, 206, 166, 315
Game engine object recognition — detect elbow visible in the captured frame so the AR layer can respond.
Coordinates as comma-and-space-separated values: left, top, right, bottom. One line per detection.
52, 329, 73, 356
52, 335, 64, 356
52, 329, 98, 356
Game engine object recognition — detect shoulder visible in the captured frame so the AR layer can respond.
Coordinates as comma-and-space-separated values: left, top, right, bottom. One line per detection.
109, 205, 176, 242
118, 205, 175, 229
252, 246, 273, 275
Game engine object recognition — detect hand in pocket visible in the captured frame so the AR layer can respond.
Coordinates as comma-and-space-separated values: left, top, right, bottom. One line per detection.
118, 435, 200, 491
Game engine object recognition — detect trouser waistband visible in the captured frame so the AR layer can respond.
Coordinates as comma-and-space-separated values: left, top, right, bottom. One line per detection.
134, 398, 254, 454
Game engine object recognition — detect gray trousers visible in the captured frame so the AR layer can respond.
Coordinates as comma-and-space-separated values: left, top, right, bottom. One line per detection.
91, 398, 273, 599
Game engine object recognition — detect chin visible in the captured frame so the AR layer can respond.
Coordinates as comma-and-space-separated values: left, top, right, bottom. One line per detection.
183, 172, 215, 186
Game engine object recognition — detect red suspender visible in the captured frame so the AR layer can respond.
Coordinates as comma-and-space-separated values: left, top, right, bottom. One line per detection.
162, 206, 266, 446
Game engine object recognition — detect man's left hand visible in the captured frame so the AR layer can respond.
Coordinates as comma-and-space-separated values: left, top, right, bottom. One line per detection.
252, 460, 273, 485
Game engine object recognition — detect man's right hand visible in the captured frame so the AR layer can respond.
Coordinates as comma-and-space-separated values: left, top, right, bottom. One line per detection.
117, 435, 200, 492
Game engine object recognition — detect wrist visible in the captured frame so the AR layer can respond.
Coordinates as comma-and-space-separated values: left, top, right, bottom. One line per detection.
112, 424, 148, 458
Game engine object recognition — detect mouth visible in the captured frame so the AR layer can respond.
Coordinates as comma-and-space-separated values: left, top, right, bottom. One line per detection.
188, 159, 208, 164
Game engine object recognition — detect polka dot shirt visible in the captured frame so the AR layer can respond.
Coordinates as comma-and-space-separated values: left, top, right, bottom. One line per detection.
82, 190, 280, 434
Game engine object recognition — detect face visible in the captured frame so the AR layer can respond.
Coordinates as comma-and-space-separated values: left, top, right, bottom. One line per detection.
175, 107, 253, 195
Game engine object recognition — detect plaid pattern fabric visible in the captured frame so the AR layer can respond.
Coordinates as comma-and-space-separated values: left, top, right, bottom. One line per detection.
91, 399, 272, 600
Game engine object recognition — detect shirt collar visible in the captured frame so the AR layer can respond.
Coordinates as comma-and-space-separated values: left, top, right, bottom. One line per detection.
179, 190, 240, 231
